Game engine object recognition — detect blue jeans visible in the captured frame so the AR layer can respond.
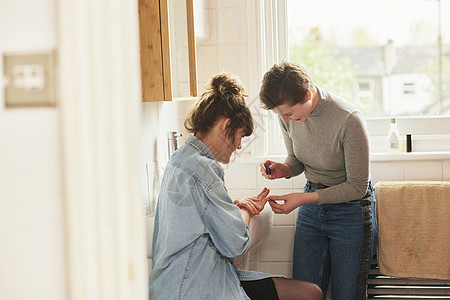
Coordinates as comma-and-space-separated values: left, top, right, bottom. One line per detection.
293, 182, 378, 300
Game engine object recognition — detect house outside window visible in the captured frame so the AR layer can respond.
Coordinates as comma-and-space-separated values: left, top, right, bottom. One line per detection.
356, 80, 375, 108
287, 0, 450, 117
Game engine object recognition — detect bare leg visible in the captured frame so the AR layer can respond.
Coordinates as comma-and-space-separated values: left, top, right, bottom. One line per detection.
272, 278, 323, 300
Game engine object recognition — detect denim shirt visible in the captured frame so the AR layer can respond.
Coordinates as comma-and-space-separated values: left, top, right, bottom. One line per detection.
149, 135, 274, 300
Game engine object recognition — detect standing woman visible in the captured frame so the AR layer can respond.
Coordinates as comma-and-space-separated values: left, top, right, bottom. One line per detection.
149, 72, 322, 300
259, 61, 377, 299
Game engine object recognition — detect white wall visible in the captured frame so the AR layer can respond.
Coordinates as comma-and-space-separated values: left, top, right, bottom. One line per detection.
0, 0, 67, 300
142, 0, 250, 211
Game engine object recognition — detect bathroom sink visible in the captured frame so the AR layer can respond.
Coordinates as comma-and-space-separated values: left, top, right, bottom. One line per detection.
233, 203, 274, 268
246, 203, 274, 251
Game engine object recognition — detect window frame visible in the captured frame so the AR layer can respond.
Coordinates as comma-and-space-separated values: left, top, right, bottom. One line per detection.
247, 0, 450, 158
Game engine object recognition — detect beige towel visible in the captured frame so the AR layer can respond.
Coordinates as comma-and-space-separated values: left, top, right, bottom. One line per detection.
375, 181, 450, 280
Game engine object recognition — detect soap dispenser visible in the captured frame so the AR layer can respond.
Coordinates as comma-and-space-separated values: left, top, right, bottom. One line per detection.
387, 117, 401, 153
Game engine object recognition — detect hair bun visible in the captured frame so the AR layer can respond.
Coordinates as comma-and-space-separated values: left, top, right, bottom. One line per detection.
206, 72, 245, 96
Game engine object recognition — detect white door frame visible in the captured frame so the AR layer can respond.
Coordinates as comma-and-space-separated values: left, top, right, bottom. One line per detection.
58, 0, 147, 299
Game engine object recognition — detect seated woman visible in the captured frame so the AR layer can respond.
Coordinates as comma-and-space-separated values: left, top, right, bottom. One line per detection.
149, 73, 322, 300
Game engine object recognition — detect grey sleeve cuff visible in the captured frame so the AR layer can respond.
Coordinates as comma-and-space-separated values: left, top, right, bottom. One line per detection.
284, 156, 304, 178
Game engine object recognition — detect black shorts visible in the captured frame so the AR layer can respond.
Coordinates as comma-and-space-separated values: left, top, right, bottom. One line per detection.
241, 278, 279, 300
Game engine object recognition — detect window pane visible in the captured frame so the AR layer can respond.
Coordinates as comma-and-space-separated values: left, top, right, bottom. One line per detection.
287, 0, 450, 117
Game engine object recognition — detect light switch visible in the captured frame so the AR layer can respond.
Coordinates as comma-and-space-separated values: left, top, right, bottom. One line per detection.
3, 51, 56, 107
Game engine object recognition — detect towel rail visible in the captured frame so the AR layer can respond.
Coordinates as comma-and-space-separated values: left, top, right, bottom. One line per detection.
368, 255, 450, 299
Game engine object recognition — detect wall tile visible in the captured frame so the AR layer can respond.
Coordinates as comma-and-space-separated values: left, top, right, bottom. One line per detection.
142, 102, 158, 121
183, 99, 196, 113
147, 161, 162, 215
196, 45, 218, 82
175, 82, 190, 98
173, 10, 188, 46
142, 103, 159, 163
258, 262, 293, 278
370, 161, 405, 184
404, 161, 442, 181
157, 101, 188, 121
293, 173, 307, 191
142, 123, 159, 163
217, 45, 249, 80
194, 0, 210, 41
141, 130, 150, 163
217, 8, 247, 44
259, 226, 294, 262
292, 208, 299, 225
272, 212, 296, 226
224, 161, 257, 189
267, 188, 295, 197
197, 81, 208, 94
197, 7, 217, 45
258, 175, 294, 190
217, 0, 246, 8
205, 0, 216, 9
443, 161, 450, 180
173, 47, 189, 84
227, 189, 258, 200
267, 188, 297, 226
141, 164, 149, 205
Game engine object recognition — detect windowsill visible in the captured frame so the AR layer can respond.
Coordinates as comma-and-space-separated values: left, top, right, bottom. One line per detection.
235, 151, 450, 164
172, 97, 197, 102
370, 151, 450, 162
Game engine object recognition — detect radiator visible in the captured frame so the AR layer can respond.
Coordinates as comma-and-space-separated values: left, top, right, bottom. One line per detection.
368, 255, 450, 299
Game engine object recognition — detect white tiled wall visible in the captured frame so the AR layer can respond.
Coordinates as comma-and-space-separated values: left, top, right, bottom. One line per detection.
143, 0, 450, 282
142, 0, 252, 210
224, 158, 450, 277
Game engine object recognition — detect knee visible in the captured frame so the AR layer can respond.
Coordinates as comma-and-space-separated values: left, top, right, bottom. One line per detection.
297, 281, 323, 300
308, 283, 323, 300
303, 282, 322, 300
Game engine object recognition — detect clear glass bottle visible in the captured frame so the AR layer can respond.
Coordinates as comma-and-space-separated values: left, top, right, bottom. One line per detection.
387, 117, 401, 153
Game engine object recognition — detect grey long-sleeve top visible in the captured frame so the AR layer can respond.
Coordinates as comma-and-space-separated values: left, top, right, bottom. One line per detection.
280, 86, 370, 204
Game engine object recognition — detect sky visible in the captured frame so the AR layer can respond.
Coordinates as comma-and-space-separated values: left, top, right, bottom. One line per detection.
287, 0, 450, 47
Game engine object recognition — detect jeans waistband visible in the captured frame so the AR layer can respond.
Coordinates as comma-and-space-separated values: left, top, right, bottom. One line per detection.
307, 181, 374, 198
307, 181, 329, 190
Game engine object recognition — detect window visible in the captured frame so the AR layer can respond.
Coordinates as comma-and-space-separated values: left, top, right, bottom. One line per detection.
248, 0, 450, 156
356, 81, 374, 106
286, 0, 450, 117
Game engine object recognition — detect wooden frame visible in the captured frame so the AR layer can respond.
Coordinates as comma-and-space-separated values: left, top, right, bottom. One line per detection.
138, 0, 197, 101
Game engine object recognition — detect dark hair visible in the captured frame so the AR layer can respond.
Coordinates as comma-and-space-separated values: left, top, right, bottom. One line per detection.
184, 72, 254, 138
259, 61, 313, 110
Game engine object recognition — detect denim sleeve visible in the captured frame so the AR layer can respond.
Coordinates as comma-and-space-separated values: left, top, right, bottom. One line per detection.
201, 182, 251, 258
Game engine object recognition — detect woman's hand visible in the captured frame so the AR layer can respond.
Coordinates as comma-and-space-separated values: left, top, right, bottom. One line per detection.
268, 192, 319, 214
234, 187, 270, 216
259, 160, 292, 180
